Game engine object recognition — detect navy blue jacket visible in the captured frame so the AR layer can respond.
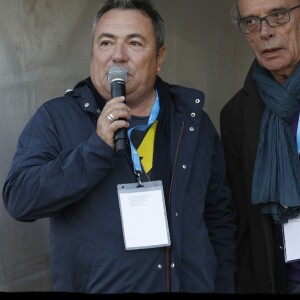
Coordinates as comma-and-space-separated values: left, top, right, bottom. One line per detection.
3, 76, 236, 293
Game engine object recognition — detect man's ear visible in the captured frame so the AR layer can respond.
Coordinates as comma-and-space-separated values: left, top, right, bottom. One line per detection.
157, 46, 167, 73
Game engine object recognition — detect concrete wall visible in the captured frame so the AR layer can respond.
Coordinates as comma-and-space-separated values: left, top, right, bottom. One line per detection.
0, 0, 253, 292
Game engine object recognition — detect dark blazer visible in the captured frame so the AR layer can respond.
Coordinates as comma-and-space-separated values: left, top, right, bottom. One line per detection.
220, 62, 285, 293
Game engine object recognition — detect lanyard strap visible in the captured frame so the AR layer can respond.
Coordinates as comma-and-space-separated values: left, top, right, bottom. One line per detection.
127, 90, 160, 184
297, 113, 300, 154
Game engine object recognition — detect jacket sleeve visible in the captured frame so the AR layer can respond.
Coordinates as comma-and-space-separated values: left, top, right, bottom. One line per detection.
204, 123, 237, 293
2, 104, 117, 222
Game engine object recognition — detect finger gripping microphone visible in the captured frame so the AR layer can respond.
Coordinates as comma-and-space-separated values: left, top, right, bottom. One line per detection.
107, 66, 128, 153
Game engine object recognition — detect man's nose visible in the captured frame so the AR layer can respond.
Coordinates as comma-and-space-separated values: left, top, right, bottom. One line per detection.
112, 43, 128, 62
260, 20, 274, 38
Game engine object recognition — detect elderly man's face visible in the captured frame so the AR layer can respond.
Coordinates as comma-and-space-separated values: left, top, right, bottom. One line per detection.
238, 0, 300, 82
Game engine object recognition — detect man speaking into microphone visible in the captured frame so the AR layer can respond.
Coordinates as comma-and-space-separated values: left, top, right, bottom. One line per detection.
3, 0, 236, 294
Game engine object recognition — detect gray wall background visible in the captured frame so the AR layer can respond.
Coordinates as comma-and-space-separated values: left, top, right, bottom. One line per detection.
0, 0, 254, 292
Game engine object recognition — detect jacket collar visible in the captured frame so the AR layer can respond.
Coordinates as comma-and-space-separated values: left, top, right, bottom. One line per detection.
155, 76, 205, 123
70, 76, 206, 122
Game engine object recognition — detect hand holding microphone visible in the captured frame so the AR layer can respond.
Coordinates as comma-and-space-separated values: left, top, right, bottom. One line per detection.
107, 66, 129, 153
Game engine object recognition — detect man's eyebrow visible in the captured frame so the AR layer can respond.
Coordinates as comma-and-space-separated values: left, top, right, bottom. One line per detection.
97, 33, 115, 41
128, 33, 145, 39
240, 6, 288, 20
97, 32, 146, 42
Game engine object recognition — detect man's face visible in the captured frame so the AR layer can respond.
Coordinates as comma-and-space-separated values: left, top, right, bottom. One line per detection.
90, 8, 166, 103
238, 0, 300, 80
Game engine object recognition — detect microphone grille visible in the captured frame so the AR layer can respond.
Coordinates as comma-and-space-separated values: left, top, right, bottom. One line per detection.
107, 66, 128, 83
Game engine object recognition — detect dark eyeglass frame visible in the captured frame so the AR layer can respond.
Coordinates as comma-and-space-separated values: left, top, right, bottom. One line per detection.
237, 4, 300, 34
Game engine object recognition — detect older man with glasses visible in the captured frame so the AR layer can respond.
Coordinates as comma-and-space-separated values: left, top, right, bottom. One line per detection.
220, 0, 300, 294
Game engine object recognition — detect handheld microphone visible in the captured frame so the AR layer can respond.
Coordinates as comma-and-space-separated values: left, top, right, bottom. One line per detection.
107, 66, 128, 153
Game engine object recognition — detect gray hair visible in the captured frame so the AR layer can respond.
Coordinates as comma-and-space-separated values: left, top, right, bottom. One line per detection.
92, 0, 165, 54
231, 0, 241, 24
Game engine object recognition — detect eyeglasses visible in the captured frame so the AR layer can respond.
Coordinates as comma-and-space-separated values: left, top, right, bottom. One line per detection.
238, 4, 300, 34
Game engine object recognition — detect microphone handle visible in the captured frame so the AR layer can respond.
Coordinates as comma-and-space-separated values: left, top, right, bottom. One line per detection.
111, 81, 125, 98
111, 80, 127, 153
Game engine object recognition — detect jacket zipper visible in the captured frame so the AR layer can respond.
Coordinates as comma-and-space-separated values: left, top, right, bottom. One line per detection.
165, 121, 185, 292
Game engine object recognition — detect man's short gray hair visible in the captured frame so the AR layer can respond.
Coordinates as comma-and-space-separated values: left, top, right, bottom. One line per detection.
231, 0, 241, 24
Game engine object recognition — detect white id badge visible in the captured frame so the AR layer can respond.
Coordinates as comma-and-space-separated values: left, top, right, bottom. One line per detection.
282, 214, 300, 262
117, 180, 171, 250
